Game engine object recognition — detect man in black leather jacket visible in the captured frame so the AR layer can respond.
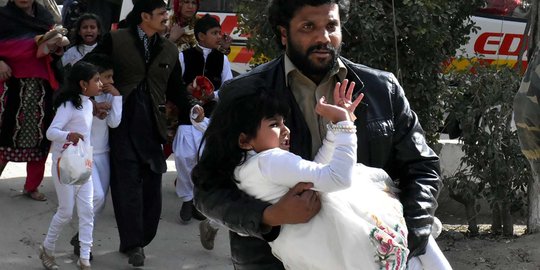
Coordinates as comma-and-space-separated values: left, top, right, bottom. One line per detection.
192, 0, 441, 269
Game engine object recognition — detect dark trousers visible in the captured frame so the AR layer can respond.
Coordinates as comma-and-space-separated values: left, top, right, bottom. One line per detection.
229, 231, 285, 270
110, 149, 162, 252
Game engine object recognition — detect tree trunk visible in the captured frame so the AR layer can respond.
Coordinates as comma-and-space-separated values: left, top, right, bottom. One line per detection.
501, 201, 514, 236
449, 191, 479, 236
492, 203, 502, 235
528, 162, 540, 233
465, 199, 479, 236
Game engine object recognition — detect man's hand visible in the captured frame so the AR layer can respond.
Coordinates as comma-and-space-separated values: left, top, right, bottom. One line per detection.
0, 60, 12, 81
262, 182, 321, 226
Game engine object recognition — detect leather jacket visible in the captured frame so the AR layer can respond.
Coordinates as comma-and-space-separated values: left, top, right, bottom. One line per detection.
194, 55, 441, 269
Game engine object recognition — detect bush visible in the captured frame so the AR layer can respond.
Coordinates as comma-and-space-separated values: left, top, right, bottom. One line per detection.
444, 63, 531, 235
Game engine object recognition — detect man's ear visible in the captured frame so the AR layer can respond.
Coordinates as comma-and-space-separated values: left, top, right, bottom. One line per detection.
238, 133, 252, 150
279, 26, 287, 46
141, 12, 151, 22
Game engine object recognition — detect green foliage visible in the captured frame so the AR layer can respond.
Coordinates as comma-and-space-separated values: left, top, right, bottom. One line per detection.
444, 63, 531, 212
232, 0, 484, 146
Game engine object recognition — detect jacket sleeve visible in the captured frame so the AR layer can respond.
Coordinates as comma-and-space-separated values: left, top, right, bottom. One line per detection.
166, 59, 191, 124
193, 175, 279, 241
388, 74, 441, 257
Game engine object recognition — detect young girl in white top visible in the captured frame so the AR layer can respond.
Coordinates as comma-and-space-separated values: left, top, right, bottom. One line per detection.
194, 82, 451, 270
40, 61, 103, 270
67, 53, 122, 259
61, 13, 102, 67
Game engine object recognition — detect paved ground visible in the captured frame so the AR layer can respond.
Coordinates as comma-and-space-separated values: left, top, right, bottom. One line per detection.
0, 155, 233, 269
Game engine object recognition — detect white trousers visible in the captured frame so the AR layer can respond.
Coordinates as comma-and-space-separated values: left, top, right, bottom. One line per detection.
92, 152, 110, 218
173, 125, 203, 202
43, 158, 94, 260
407, 236, 453, 270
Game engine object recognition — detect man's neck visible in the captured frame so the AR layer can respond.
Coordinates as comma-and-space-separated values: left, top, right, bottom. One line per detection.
138, 23, 156, 37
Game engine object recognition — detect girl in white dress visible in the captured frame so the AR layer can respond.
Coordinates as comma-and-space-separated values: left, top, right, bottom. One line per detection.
196, 83, 410, 270
40, 61, 103, 270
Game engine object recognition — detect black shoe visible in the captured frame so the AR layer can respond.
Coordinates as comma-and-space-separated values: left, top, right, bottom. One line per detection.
179, 200, 193, 224
192, 204, 207, 221
127, 247, 144, 267
70, 233, 93, 261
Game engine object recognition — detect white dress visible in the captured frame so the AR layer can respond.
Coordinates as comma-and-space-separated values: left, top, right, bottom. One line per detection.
234, 125, 409, 270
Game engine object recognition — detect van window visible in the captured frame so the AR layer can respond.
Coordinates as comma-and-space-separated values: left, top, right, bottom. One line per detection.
477, 0, 531, 19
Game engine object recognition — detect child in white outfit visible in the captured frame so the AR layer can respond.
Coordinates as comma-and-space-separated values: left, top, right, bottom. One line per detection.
41, 61, 103, 270
65, 53, 123, 258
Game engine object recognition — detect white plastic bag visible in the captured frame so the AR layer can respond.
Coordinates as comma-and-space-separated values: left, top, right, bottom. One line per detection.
57, 142, 93, 185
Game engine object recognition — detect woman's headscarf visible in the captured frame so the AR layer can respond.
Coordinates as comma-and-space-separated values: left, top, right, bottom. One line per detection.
172, 0, 199, 27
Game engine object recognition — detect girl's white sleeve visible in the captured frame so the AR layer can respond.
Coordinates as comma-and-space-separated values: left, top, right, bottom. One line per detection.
313, 130, 337, 164
258, 130, 357, 193
106, 95, 122, 128
46, 103, 72, 143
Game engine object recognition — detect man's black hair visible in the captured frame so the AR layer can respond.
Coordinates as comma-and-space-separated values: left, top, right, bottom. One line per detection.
126, 0, 167, 26
267, 0, 350, 49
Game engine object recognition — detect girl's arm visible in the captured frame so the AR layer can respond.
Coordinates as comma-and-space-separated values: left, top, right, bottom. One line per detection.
313, 130, 336, 164
257, 121, 357, 193
46, 103, 73, 143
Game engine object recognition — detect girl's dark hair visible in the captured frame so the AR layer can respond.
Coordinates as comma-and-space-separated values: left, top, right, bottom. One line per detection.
69, 13, 103, 48
267, 0, 350, 49
126, 0, 167, 26
192, 85, 289, 190
54, 61, 99, 110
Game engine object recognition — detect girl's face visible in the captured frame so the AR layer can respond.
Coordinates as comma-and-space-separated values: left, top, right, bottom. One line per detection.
79, 19, 100, 45
81, 74, 103, 97
180, 0, 197, 19
242, 115, 290, 152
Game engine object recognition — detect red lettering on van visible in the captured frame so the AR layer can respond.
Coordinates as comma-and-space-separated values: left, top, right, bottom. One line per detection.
474, 32, 525, 56
475, 32, 503, 54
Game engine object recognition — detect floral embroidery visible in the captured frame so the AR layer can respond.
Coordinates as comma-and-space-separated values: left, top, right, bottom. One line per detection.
370, 215, 409, 270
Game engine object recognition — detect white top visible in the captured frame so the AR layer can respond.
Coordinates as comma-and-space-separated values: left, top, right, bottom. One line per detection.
61, 43, 97, 67
234, 121, 357, 203
46, 95, 94, 159
179, 44, 233, 101
90, 94, 122, 154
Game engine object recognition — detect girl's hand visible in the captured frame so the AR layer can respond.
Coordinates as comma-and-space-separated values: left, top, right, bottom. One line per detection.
333, 79, 364, 121
67, 132, 84, 144
0, 60, 12, 81
315, 96, 350, 123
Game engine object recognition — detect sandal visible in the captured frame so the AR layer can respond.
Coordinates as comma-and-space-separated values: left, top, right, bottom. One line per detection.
23, 190, 47, 201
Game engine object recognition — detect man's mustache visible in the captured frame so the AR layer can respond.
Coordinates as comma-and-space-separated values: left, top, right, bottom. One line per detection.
307, 44, 337, 55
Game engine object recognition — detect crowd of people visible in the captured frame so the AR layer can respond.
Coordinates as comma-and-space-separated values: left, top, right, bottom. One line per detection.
0, 0, 454, 269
